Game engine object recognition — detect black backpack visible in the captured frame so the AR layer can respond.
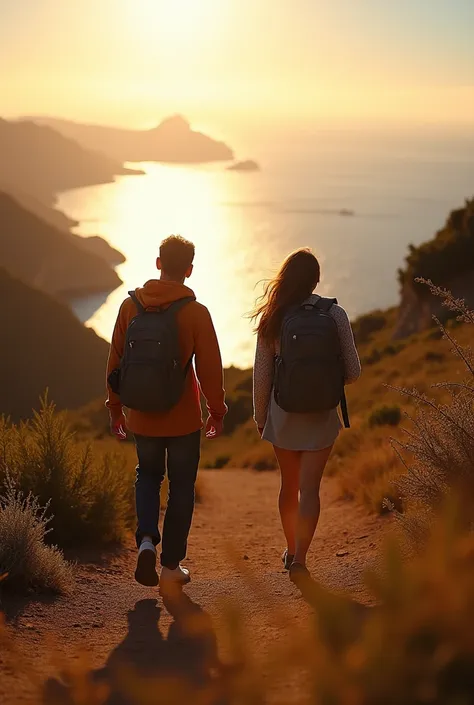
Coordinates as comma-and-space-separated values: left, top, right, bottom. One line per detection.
109, 291, 195, 413
274, 297, 350, 427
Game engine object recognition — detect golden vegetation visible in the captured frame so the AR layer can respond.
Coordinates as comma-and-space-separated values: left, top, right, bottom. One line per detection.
0, 397, 134, 548
0, 485, 73, 594
0, 397, 207, 594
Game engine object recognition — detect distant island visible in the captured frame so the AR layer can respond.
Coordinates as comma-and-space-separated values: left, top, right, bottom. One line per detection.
0, 118, 141, 205
227, 160, 260, 172
30, 114, 236, 165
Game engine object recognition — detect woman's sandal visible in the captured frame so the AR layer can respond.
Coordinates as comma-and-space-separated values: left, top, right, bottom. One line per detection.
282, 549, 295, 571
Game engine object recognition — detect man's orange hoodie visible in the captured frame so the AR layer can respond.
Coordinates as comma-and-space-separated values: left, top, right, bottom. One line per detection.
106, 279, 227, 437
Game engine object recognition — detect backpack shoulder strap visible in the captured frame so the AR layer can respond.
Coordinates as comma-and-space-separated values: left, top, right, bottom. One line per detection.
340, 389, 350, 429
163, 296, 196, 317
128, 291, 146, 315
164, 297, 196, 376
313, 296, 338, 313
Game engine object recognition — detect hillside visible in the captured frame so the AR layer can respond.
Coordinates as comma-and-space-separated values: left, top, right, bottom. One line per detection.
30, 114, 235, 164
0, 191, 122, 299
0, 268, 109, 421
0, 182, 78, 230
0, 118, 141, 205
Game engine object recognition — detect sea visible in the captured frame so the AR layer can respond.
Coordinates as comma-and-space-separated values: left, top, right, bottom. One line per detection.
57, 126, 474, 368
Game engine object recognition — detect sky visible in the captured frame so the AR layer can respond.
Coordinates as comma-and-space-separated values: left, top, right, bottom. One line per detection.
1, 0, 474, 132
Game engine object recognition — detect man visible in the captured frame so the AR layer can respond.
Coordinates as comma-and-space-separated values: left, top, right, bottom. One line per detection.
106, 235, 227, 589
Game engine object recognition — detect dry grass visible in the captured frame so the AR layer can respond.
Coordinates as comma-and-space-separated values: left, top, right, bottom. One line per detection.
0, 397, 135, 547
392, 283, 474, 540
0, 484, 73, 594
338, 444, 403, 514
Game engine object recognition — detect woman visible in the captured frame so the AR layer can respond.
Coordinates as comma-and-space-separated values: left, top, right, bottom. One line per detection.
252, 248, 361, 582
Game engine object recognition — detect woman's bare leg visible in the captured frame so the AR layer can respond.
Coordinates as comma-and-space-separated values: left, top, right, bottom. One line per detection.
294, 445, 333, 566
273, 446, 301, 555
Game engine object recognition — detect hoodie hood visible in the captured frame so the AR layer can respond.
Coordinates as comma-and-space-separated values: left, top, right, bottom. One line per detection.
134, 279, 195, 309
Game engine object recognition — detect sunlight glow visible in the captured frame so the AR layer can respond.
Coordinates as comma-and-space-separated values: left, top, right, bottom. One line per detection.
130, 0, 224, 43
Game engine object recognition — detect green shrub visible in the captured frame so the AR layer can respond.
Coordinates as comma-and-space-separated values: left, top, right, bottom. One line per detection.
253, 458, 277, 471
398, 198, 474, 293
424, 350, 445, 363
0, 397, 134, 546
352, 310, 387, 344
368, 405, 402, 428
212, 455, 231, 470
362, 342, 406, 367
362, 348, 382, 366
382, 342, 405, 357
0, 484, 73, 593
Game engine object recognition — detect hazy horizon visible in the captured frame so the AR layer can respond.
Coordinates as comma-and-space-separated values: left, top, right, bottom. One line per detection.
2, 0, 473, 133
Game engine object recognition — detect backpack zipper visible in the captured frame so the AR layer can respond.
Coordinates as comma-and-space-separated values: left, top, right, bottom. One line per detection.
129, 340, 162, 348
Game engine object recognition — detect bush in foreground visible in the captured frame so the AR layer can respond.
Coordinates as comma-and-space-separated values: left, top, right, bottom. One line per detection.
0, 397, 134, 546
368, 404, 402, 428
393, 282, 474, 541
0, 485, 72, 594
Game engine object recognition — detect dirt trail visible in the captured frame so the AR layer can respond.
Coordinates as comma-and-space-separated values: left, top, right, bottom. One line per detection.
0, 469, 388, 704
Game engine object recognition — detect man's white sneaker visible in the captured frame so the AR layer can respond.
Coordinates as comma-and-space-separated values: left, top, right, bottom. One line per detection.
160, 565, 191, 586
135, 540, 159, 587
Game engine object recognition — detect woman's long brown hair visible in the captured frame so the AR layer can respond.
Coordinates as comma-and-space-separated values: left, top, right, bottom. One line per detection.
251, 248, 321, 342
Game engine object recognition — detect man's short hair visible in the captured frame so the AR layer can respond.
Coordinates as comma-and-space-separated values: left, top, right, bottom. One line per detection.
159, 235, 195, 279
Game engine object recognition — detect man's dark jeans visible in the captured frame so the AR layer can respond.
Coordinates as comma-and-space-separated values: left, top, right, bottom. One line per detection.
134, 430, 201, 569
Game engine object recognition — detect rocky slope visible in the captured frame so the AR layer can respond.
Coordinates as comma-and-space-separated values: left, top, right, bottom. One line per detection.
0, 191, 122, 299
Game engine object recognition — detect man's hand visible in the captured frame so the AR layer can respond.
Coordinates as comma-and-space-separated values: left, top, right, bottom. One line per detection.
205, 415, 223, 440
110, 413, 127, 441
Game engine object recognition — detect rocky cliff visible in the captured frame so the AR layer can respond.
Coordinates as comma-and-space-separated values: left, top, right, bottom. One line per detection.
394, 198, 474, 339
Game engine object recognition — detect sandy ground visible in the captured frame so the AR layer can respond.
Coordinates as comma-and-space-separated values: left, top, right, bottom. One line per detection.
0, 469, 388, 704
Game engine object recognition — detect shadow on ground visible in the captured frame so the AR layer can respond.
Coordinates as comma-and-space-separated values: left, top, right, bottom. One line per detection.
43, 591, 232, 705
40, 578, 372, 704
293, 572, 372, 650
